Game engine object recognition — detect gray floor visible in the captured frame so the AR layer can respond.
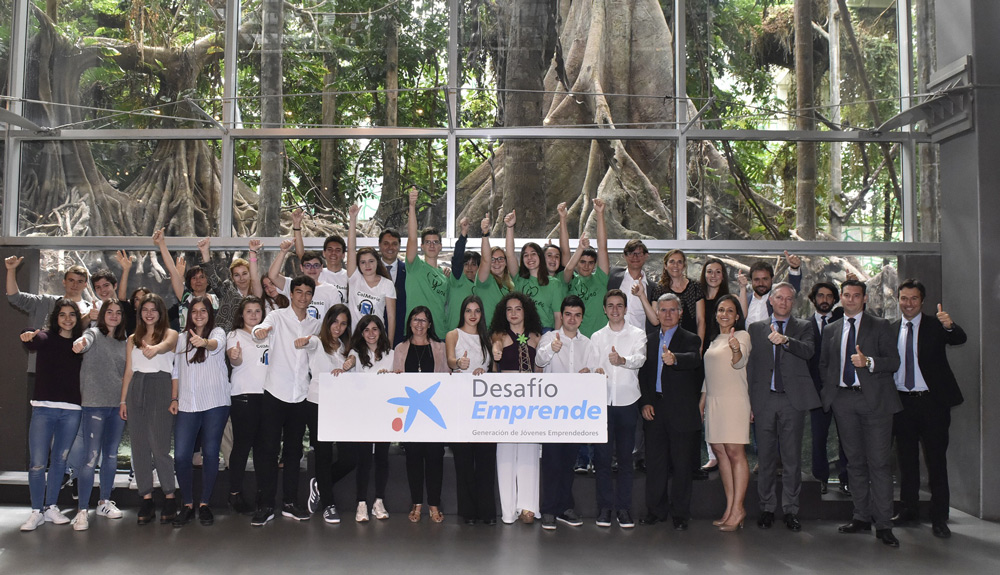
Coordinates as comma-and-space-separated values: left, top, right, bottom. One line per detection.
1, 505, 998, 575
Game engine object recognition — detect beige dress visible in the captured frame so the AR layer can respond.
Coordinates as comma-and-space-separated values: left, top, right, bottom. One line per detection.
703, 331, 752, 444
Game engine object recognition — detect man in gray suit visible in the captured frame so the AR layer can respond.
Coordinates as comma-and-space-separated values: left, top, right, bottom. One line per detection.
819, 279, 902, 547
747, 282, 819, 532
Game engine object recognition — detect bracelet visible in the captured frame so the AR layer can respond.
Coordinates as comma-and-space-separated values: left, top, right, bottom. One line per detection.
249, 257, 258, 262
292, 227, 302, 231
120, 401, 126, 405
249, 249, 258, 254
170, 399, 178, 403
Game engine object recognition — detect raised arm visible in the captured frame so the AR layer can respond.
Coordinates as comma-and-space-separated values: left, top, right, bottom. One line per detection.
563, 236, 590, 284
114, 250, 133, 301
5, 255, 22, 296
557, 202, 571, 266
633, 283, 660, 327
267, 239, 293, 291
347, 204, 360, 277
504, 210, 518, 276
451, 218, 469, 275
153, 228, 185, 300
406, 187, 420, 265
248, 239, 264, 297
478, 213, 493, 284
292, 208, 305, 261
593, 198, 610, 274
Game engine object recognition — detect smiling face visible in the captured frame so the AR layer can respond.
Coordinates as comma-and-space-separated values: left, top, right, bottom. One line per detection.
769, 285, 795, 319
359, 251, 379, 278
657, 299, 682, 330
93, 278, 116, 300
898, 287, 924, 320
703, 262, 724, 289
231, 264, 251, 293
329, 312, 350, 340
664, 252, 686, 280
604, 295, 626, 324
56, 305, 78, 336
324, 242, 345, 270
576, 254, 596, 278
379, 234, 400, 263
363, 321, 382, 348
189, 301, 210, 331
751, 269, 773, 297
624, 247, 648, 273
242, 302, 263, 329
544, 246, 561, 275
716, 298, 738, 331
189, 270, 209, 295
490, 248, 507, 276
463, 302, 482, 328
841, 285, 867, 316
103, 302, 123, 329
301, 258, 323, 281
141, 301, 160, 327
522, 246, 541, 273
262, 277, 279, 298
291, 284, 314, 312
409, 311, 430, 340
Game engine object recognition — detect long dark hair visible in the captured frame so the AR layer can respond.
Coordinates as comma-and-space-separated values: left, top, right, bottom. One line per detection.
133, 293, 169, 345
261, 276, 289, 310
97, 299, 128, 341
699, 258, 731, 298
457, 295, 491, 364
715, 294, 746, 332
183, 295, 216, 364
356, 247, 391, 280
231, 296, 266, 332
320, 304, 352, 356
518, 242, 549, 286
47, 298, 84, 340
404, 305, 441, 342
350, 314, 392, 368
490, 291, 543, 337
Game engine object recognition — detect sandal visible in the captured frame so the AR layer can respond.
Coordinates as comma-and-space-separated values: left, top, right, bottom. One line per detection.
408, 504, 422, 523
519, 510, 535, 524
429, 506, 444, 523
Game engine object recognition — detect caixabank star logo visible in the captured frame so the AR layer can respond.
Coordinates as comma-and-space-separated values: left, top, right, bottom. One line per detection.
387, 381, 448, 433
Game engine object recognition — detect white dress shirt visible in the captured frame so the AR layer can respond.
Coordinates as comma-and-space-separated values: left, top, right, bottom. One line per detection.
590, 322, 647, 406
256, 307, 321, 403
173, 327, 230, 412
618, 270, 649, 330
535, 328, 596, 374
894, 314, 928, 392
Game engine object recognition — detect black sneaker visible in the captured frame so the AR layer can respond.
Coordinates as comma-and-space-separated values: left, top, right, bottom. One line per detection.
541, 514, 557, 530
596, 508, 613, 528
172, 506, 195, 528
199, 505, 214, 526
229, 492, 252, 515
160, 498, 177, 524
322, 505, 341, 524
282, 503, 310, 521
251, 507, 274, 526
307, 478, 321, 515
573, 463, 589, 475
617, 510, 635, 528
137, 498, 156, 525
557, 509, 584, 527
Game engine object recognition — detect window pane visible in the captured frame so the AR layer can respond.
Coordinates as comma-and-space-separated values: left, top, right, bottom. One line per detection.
236, 0, 448, 129
689, 139, 902, 241
457, 138, 676, 239
19, 139, 223, 237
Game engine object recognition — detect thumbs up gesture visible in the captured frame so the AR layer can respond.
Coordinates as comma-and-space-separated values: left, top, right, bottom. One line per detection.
851, 345, 869, 368
492, 340, 504, 362
19, 329, 40, 343
188, 330, 206, 348
662, 344, 675, 366
551, 332, 563, 353
609, 345, 623, 366
457, 350, 471, 370
728, 328, 740, 352
767, 323, 788, 346
936, 303, 954, 329
228, 340, 242, 362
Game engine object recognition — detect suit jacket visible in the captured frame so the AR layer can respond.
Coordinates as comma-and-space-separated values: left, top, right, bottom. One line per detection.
745, 272, 803, 315
608, 266, 658, 333
388, 259, 407, 346
819, 312, 902, 414
638, 327, 704, 432
890, 313, 966, 407
807, 307, 845, 390
747, 316, 820, 412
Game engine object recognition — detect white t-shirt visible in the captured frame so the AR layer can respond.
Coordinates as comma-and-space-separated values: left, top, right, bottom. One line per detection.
280, 276, 344, 321
347, 273, 396, 327
227, 329, 270, 396
319, 268, 349, 305
348, 348, 395, 374
303, 336, 350, 404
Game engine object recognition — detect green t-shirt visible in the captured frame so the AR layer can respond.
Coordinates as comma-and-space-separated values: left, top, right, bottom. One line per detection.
567, 267, 609, 337
405, 256, 449, 334
445, 274, 476, 333
474, 275, 511, 330
514, 275, 563, 329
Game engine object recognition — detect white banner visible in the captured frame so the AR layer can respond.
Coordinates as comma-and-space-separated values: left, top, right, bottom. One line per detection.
318, 372, 607, 443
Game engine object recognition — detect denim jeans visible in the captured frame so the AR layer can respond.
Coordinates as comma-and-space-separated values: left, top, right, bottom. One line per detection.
174, 406, 230, 506
76, 406, 127, 508
28, 406, 82, 510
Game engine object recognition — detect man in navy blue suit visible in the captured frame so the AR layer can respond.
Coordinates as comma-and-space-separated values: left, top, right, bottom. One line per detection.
379, 229, 407, 346
806, 282, 848, 495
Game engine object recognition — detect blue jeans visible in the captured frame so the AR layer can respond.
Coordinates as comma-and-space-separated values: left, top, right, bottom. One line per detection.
594, 402, 638, 512
174, 406, 230, 506
28, 406, 82, 510
77, 407, 127, 508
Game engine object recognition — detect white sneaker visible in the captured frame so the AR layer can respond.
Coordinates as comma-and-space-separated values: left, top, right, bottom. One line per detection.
20, 510, 45, 531
372, 498, 389, 520
43, 506, 70, 525
71, 510, 89, 531
97, 500, 123, 519
355, 502, 369, 522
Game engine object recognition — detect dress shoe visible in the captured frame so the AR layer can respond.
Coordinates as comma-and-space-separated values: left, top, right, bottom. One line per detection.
932, 522, 952, 538
838, 519, 871, 534
700, 462, 719, 473
673, 518, 688, 531
784, 513, 801, 532
757, 511, 774, 529
876, 528, 900, 547
464, 518, 477, 526
819, 482, 828, 495
633, 459, 646, 473
638, 514, 660, 526
892, 509, 918, 526
692, 469, 710, 481
839, 483, 851, 495
484, 517, 497, 526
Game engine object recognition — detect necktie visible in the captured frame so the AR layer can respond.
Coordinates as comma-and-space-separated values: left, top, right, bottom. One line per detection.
843, 318, 856, 386
905, 321, 915, 390
773, 320, 785, 392
822, 315, 828, 328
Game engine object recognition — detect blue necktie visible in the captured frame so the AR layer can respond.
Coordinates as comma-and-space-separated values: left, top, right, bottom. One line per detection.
843, 318, 856, 386
904, 321, 915, 390
773, 320, 785, 392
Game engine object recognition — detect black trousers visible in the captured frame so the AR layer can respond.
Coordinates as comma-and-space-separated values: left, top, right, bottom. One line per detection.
643, 396, 697, 520
305, 402, 357, 508
452, 443, 497, 522
350, 442, 389, 502
540, 443, 579, 516
404, 442, 444, 507
228, 393, 263, 495
256, 392, 310, 507
893, 393, 952, 522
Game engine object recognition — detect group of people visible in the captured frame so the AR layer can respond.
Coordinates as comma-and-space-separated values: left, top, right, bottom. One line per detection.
8, 188, 964, 548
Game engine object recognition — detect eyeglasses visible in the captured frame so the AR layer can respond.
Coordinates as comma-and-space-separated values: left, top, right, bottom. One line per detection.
302, 263, 323, 270
491, 257, 506, 263
423, 240, 441, 246
625, 251, 646, 258
411, 318, 429, 324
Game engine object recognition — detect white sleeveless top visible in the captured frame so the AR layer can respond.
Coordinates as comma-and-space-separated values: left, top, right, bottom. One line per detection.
452, 329, 491, 373
131, 338, 175, 374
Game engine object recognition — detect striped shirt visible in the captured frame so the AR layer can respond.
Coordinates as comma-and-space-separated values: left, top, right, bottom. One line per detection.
173, 327, 230, 412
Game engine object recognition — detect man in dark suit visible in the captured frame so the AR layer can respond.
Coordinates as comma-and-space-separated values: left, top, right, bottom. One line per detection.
747, 282, 819, 532
890, 279, 967, 539
819, 279, 902, 547
379, 229, 407, 346
806, 282, 848, 494
637, 293, 704, 530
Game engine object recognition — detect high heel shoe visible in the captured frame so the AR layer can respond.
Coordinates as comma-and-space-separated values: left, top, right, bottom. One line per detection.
719, 511, 746, 532
712, 517, 729, 527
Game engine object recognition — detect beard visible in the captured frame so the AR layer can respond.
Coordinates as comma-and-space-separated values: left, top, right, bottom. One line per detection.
753, 284, 771, 297
814, 301, 834, 314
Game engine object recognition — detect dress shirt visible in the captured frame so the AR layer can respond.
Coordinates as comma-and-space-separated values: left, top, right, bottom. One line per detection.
618, 270, 649, 330
382, 258, 400, 283
747, 292, 771, 325
838, 311, 873, 386
894, 314, 928, 392
590, 322, 647, 406
256, 307, 322, 403
535, 328, 596, 374
813, 311, 830, 333
173, 327, 230, 412
655, 325, 678, 393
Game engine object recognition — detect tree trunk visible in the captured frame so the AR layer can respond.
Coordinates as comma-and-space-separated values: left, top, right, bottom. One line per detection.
827, 0, 844, 239
258, 0, 285, 239
376, 10, 401, 228
319, 60, 341, 211
916, 0, 939, 242
794, 0, 817, 240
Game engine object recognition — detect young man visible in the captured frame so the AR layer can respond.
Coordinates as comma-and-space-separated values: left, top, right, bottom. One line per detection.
405, 187, 449, 328
379, 228, 407, 345
269, 239, 343, 322
589, 289, 647, 528
744, 251, 803, 325
292, 208, 349, 305
606, 240, 654, 332
559, 198, 611, 338
534, 295, 596, 530
251, 276, 322, 526
6, 256, 93, 326
819, 279, 901, 547
890, 279, 966, 539
746, 282, 819, 532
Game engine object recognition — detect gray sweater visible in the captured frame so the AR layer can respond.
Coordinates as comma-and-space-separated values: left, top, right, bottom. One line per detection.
77, 327, 128, 408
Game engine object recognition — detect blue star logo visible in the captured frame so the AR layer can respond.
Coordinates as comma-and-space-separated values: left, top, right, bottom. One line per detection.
387, 382, 447, 432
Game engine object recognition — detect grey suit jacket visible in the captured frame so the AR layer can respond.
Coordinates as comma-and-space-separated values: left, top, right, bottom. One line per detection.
819, 312, 902, 415
747, 316, 820, 412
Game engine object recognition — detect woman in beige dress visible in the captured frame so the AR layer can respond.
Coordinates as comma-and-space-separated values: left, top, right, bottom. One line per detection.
700, 294, 751, 531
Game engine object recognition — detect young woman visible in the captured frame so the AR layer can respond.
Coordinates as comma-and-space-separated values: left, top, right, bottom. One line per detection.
446, 295, 497, 525
226, 296, 269, 515
347, 314, 395, 522
489, 292, 543, 524
301, 304, 358, 524
475, 213, 514, 328
392, 306, 449, 523
119, 293, 179, 525
503, 210, 562, 331
347, 204, 397, 341
261, 275, 289, 312
171, 296, 229, 527
18, 299, 85, 532
701, 294, 752, 532
71, 299, 128, 530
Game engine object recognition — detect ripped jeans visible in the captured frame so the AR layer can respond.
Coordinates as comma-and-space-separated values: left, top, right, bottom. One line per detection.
28, 406, 82, 510
76, 406, 127, 509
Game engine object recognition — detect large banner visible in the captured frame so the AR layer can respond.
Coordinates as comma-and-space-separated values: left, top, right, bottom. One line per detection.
318, 372, 607, 443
